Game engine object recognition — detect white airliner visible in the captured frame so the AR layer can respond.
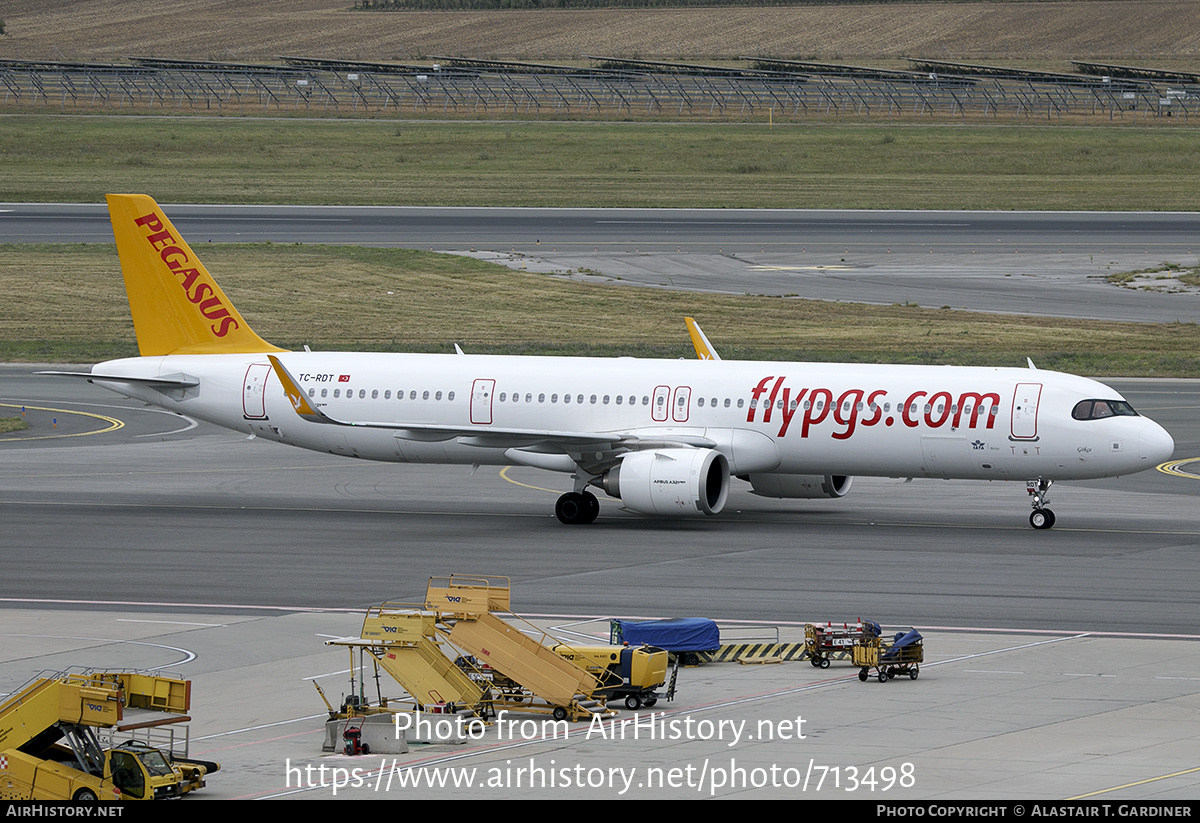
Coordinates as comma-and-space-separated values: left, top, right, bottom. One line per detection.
46, 195, 1176, 529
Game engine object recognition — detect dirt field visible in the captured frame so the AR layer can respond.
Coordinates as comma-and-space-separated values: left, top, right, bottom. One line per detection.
2, 1, 1198, 67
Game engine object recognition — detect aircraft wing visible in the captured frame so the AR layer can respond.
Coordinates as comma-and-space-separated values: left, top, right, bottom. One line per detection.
268, 356, 712, 457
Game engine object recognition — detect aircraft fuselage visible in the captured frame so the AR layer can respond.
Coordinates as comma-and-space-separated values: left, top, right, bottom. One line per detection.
92, 352, 1173, 483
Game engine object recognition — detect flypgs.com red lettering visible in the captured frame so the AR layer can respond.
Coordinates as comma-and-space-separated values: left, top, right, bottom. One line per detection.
747, 376, 999, 439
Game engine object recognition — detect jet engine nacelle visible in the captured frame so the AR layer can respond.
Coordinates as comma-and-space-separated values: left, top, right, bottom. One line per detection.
602, 448, 730, 517
746, 473, 853, 499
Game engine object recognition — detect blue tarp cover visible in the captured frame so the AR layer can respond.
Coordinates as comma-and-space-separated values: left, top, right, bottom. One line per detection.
611, 618, 719, 651
881, 629, 923, 660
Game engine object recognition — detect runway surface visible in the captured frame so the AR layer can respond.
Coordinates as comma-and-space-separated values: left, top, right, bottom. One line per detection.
4, 203, 1200, 322
2, 205, 1199, 799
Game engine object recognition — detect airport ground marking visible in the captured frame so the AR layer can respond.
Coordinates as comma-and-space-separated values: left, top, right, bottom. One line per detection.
498, 465, 560, 494
0, 402, 123, 441
1157, 457, 1200, 480
1068, 765, 1200, 800
0, 632, 196, 668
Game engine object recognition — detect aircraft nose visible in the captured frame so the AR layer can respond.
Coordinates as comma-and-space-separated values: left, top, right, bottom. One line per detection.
1140, 420, 1175, 464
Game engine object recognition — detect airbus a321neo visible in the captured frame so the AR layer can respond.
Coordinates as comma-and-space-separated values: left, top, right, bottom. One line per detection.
45, 195, 1176, 529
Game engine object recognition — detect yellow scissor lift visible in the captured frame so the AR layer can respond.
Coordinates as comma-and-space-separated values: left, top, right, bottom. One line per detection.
327, 576, 614, 723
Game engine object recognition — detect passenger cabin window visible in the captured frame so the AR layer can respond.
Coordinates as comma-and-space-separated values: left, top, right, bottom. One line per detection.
1072, 399, 1138, 420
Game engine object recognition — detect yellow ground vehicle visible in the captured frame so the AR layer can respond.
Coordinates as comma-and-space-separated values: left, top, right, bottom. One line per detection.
551, 644, 668, 710
0, 670, 218, 801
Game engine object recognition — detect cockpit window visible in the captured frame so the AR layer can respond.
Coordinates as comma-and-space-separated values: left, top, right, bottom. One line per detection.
1072, 399, 1138, 421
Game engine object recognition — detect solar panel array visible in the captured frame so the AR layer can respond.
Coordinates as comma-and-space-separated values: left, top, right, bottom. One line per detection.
2, 56, 1195, 121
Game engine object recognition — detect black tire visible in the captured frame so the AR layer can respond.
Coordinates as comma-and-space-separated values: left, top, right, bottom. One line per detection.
625, 695, 642, 710
556, 493, 582, 524
858, 669, 868, 682
910, 668, 919, 680
556, 492, 597, 525
72, 789, 98, 802
644, 697, 658, 707
582, 491, 600, 523
1030, 508, 1056, 530
819, 657, 831, 669
878, 670, 888, 682
553, 706, 568, 721
810, 657, 821, 668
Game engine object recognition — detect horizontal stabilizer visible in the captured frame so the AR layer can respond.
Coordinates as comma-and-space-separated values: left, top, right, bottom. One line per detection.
38, 370, 200, 388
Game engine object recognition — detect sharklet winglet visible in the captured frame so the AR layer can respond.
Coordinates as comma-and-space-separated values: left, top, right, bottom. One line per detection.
268, 355, 335, 424
685, 316, 722, 361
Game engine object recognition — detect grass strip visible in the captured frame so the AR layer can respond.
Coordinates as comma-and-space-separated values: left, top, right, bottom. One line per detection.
2, 116, 1199, 210
0, 417, 30, 433
2, 243, 1196, 375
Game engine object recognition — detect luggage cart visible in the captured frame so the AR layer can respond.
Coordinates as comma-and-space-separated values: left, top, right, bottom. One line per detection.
852, 629, 923, 682
805, 620, 880, 668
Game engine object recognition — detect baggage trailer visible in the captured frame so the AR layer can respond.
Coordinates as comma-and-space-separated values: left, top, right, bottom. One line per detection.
804, 620, 880, 668
852, 630, 924, 683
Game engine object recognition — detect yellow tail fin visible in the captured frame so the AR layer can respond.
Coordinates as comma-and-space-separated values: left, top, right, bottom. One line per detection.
107, 194, 284, 356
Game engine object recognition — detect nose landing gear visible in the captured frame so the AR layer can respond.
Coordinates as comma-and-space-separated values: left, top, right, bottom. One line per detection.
1027, 478, 1056, 530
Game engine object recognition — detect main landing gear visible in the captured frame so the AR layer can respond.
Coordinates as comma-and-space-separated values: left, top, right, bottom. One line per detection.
555, 490, 599, 525
1027, 478, 1056, 530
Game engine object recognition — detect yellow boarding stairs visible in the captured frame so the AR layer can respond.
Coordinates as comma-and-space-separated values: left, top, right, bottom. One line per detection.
0, 670, 217, 801
326, 575, 614, 723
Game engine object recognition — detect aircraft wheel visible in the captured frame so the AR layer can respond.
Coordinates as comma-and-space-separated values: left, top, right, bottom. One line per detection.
1029, 508, 1056, 530
555, 492, 588, 525
582, 491, 600, 524
625, 695, 642, 710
